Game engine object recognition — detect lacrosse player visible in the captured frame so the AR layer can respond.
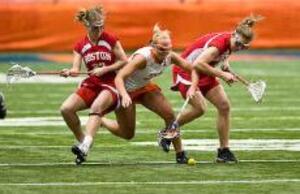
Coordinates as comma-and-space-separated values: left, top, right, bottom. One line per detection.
0, 92, 6, 119
59, 5, 127, 164
168, 15, 264, 163
99, 24, 194, 164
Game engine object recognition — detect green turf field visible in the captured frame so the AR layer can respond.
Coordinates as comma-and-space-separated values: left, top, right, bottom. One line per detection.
0, 58, 300, 194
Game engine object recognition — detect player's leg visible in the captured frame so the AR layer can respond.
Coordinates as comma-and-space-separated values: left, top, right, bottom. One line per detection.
175, 83, 207, 126
205, 85, 230, 149
80, 90, 114, 150
72, 89, 115, 164
60, 93, 88, 142
205, 85, 237, 163
159, 82, 206, 154
101, 105, 136, 140
140, 90, 190, 164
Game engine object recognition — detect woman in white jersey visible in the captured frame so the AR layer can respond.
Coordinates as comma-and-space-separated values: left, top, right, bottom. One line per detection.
99, 24, 194, 164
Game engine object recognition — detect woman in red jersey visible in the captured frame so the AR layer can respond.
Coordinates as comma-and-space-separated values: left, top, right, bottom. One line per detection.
59, 5, 127, 164
169, 15, 264, 163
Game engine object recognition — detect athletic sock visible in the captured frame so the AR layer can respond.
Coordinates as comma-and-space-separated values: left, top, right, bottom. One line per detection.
79, 135, 93, 154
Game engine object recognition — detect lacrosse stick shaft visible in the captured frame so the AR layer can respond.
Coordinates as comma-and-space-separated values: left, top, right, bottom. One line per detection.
175, 97, 190, 123
228, 69, 250, 86
36, 71, 88, 75
234, 73, 250, 86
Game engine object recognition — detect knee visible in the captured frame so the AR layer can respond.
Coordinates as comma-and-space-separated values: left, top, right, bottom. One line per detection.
123, 132, 135, 140
89, 104, 99, 114
60, 104, 74, 115
90, 102, 107, 115
218, 101, 231, 114
121, 126, 135, 140
190, 100, 206, 118
194, 106, 206, 117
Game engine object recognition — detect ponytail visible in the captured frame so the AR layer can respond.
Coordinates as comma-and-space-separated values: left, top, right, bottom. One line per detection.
75, 5, 105, 27
235, 14, 264, 42
75, 9, 90, 26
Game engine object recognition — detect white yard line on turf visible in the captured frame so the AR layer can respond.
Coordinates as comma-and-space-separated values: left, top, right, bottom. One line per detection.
1, 139, 300, 151
0, 160, 300, 167
136, 107, 300, 112
10, 99, 300, 105
0, 74, 83, 84
1, 128, 300, 136
7, 106, 300, 116
133, 139, 300, 151
1, 115, 300, 127
1, 179, 300, 186
0, 145, 126, 149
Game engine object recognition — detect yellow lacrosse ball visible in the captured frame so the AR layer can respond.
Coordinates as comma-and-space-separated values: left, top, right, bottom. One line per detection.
187, 158, 196, 165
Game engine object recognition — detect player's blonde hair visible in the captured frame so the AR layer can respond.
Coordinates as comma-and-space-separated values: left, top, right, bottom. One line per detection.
151, 24, 171, 45
235, 14, 264, 42
75, 5, 105, 27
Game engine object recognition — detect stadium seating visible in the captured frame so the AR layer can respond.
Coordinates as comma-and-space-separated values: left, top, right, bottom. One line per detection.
0, 0, 299, 51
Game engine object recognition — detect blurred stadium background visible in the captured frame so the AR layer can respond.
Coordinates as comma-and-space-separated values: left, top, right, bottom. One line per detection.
0, 0, 300, 194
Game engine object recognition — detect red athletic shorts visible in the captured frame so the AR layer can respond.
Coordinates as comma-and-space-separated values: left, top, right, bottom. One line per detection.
128, 82, 161, 103
171, 71, 219, 98
76, 76, 119, 115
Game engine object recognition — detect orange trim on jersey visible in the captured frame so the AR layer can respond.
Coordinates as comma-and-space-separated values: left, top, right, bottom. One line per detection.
129, 82, 161, 103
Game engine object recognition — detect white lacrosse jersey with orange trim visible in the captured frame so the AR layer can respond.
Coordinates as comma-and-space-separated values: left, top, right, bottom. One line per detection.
125, 46, 172, 92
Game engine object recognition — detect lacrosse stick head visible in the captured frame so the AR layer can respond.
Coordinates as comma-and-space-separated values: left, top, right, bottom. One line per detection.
247, 80, 266, 103
6, 63, 36, 84
158, 126, 181, 141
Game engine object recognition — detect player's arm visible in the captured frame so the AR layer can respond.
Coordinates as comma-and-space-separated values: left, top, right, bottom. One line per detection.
186, 68, 200, 98
221, 58, 231, 72
115, 54, 147, 107
60, 51, 82, 77
91, 41, 128, 76
105, 41, 128, 72
170, 51, 192, 71
193, 47, 236, 83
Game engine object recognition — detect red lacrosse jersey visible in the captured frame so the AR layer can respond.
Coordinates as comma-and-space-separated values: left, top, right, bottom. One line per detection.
173, 32, 232, 78
74, 31, 118, 83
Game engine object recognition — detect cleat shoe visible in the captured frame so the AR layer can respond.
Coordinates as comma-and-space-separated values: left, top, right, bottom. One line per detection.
71, 145, 87, 165
215, 148, 238, 163
176, 151, 189, 164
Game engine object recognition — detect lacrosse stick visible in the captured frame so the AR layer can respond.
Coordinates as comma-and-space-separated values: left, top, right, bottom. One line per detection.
6, 63, 87, 84
175, 96, 190, 123
230, 70, 266, 103
158, 97, 190, 141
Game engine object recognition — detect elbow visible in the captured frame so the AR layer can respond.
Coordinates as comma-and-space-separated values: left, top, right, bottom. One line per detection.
115, 60, 127, 71
185, 62, 193, 72
192, 62, 206, 73
114, 75, 120, 85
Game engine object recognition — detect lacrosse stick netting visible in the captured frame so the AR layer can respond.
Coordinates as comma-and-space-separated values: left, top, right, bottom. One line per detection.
6, 64, 36, 84
229, 69, 267, 103
247, 80, 266, 103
